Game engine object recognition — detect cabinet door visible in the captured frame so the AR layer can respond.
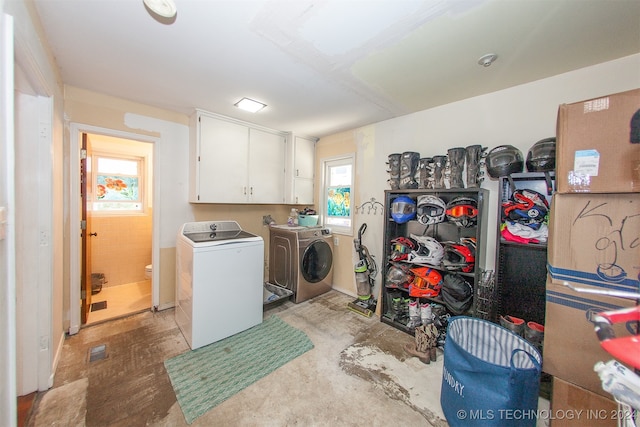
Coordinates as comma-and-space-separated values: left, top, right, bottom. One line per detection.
198, 115, 249, 203
248, 128, 285, 203
293, 178, 314, 205
294, 136, 315, 180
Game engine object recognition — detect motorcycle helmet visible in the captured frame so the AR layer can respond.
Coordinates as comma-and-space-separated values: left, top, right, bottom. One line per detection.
389, 236, 417, 261
486, 145, 524, 178
443, 241, 475, 273
526, 137, 556, 172
441, 273, 473, 315
385, 263, 413, 289
407, 234, 444, 266
409, 266, 443, 298
390, 196, 416, 223
445, 196, 478, 227
416, 195, 447, 225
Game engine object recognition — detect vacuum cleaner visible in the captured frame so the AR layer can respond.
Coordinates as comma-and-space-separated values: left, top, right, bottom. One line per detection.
347, 223, 378, 317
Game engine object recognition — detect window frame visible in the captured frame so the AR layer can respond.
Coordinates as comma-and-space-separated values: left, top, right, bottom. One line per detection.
90, 152, 145, 214
320, 153, 355, 236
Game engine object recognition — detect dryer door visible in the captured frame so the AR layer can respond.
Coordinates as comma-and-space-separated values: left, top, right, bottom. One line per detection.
301, 240, 333, 283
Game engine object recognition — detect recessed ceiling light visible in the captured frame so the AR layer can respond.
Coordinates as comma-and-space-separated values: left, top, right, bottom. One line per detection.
143, 0, 177, 18
235, 98, 267, 113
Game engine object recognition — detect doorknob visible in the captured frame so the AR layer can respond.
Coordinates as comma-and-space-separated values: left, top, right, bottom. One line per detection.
89, 232, 98, 237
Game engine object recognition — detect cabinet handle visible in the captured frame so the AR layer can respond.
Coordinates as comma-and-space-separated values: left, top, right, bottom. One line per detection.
250, 187, 253, 195
295, 196, 299, 203
296, 169, 299, 177
243, 186, 247, 195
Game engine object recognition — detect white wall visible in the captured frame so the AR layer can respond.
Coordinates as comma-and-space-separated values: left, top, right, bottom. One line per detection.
332, 54, 640, 298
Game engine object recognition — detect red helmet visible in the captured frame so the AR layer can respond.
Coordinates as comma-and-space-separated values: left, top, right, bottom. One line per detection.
409, 267, 443, 297
443, 241, 475, 273
389, 236, 417, 261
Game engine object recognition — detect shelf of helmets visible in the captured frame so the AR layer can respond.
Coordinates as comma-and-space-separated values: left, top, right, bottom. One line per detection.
494, 172, 555, 328
381, 188, 489, 337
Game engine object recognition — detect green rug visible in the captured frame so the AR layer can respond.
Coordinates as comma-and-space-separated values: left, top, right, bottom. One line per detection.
164, 315, 314, 424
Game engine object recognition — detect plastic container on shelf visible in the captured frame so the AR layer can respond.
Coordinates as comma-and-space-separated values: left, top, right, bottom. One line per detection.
298, 214, 319, 227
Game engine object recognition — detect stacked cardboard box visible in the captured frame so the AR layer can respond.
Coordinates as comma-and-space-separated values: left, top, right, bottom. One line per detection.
544, 89, 640, 422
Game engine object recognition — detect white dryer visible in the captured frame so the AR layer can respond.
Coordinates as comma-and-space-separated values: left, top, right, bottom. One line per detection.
176, 221, 263, 350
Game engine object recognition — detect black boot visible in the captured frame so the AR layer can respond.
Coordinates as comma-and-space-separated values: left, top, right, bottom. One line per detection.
430, 155, 447, 189
417, 157, 432, 189
387, 153, 401, 190
465, 145, 487, 188
399, 151, 420, 189
447, 147, 466, 189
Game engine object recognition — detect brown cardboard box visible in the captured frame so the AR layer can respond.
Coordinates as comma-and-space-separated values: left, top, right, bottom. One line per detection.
555, 88, 640, 193
550, 377, 618, 427
545, 193, 639, 396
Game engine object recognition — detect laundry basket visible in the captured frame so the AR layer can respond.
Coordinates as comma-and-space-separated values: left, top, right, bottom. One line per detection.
441, 316, 542, 427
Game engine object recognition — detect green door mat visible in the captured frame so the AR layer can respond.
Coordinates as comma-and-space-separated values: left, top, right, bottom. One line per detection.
164, 315, 314, 424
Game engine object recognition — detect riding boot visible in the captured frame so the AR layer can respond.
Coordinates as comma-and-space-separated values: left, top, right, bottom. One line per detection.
399, 151, 420, 189
387, 153, 401, 190
430, 155, 447, 189
465, 145, 487, 188
417, 157, 432, 189
500, 315, 525, 336
447, 147, 466, 189
407, 299, 422, 329
525, 321, 545, 354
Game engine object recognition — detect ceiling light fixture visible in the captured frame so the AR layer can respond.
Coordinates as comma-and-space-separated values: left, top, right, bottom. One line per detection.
143, 0, 177, 19
478, 53, 498, 67
235, 98, 267, 113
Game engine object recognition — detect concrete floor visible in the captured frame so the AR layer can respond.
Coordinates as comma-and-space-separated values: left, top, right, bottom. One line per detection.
28, 291, 451, 426
27, 290, 548, 426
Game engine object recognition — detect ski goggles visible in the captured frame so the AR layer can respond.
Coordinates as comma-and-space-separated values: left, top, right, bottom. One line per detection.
445, 204, 478, 219
418, 204, 445, 217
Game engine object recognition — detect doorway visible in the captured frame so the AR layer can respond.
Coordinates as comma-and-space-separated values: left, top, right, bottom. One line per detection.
83, 132, 153, 325
69, 126, 157, 332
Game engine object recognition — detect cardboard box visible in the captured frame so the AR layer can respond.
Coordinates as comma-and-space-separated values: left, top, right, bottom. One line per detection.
555, 88, 640, 193
550, 377, 618, 427
545, 193, 639, 396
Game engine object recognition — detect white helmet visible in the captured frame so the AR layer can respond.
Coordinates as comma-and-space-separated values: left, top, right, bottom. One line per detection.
407, 234, 444, 266
416, 195, 446, 225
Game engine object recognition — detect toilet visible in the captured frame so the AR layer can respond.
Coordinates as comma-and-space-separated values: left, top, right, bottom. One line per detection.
145, 264, 152, 280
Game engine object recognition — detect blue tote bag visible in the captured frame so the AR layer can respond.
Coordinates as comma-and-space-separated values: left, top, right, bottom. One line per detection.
440, 316, 542, 427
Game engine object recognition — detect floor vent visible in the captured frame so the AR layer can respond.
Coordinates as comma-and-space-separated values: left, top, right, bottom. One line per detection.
91, 301, 107, 312
88, 344, 108, 363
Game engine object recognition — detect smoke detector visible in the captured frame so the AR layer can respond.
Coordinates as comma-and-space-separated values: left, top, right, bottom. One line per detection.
478, 53, 498, 67
143, 0, 177, 19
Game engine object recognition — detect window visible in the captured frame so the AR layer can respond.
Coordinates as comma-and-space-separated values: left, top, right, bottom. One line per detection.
91, 154, 144, 212
322, 154, 354, 235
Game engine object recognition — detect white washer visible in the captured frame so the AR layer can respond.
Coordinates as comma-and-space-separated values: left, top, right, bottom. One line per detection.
176, 220, 264, 350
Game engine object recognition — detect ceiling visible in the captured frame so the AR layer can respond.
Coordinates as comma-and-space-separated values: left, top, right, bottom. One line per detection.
32, 0, 640, 138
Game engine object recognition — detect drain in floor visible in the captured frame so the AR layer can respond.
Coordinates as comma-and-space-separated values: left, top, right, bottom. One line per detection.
88, 344, 108, 362
91, 301, 107, 311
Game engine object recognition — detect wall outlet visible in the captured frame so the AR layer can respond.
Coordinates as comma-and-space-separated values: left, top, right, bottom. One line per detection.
333, 237, 339, 246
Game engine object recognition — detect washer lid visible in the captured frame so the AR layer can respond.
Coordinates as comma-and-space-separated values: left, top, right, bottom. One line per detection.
184, 230, 257, 243
181, 220, 260, 245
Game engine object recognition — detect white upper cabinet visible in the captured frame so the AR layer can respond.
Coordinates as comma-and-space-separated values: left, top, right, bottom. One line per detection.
190, 110, 286, 204
285, 134, 316, 205
247, 128, 286, 204
293, 136, 315, 180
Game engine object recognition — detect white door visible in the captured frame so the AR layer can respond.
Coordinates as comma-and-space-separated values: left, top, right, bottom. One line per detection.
0, 12, 17, 425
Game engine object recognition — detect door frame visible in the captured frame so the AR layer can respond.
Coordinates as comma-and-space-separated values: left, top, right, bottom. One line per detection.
68, 124, 159, 334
